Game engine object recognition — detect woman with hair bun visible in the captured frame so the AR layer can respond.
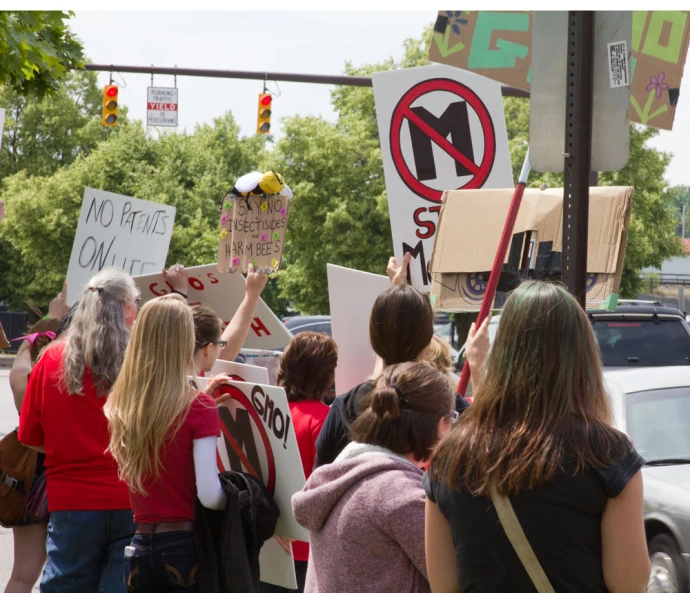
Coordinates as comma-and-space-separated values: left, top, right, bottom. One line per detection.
315, 282, 470, 468
292, 361, 455, 593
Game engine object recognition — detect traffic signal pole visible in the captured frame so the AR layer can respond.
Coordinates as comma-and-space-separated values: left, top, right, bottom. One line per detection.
74, 63, 531, 98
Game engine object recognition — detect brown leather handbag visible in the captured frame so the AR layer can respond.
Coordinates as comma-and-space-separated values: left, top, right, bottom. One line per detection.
0, 430, 38, 526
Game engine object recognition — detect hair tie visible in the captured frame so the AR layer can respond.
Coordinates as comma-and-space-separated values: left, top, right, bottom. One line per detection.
390, 383, 406, 404
10, 331, 56, 346
87, 286, 103, 294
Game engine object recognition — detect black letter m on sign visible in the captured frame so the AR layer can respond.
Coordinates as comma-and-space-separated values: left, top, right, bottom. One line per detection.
409, 101, 474, 181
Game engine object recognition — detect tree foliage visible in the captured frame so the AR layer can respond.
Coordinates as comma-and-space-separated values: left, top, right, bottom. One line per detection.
0, 11, 84, 97
0, 117, 267, 308
0, 21, 682, 314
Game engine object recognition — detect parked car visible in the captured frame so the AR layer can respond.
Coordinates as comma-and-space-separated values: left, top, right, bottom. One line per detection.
605, 367, 690, 593
456, 305, 690, 372
589, 306, 690, 369
283, 315, 332, 336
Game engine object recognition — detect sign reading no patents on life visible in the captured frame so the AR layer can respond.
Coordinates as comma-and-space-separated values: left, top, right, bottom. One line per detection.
373, 64, 514, 291
147, 87, 178, 127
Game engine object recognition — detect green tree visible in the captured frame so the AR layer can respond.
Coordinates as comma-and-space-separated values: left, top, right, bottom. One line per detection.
666, 184, 690, 236
0, 117, 266, 308
0, 70, 121, 180
0, 11, 84, 96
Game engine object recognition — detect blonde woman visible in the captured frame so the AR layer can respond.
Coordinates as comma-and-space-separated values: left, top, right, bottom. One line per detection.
425, 335, 460, 391
105, 294, 225, 593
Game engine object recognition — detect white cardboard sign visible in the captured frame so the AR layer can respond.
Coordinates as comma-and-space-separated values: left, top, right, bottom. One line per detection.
66, 188, 176, 304
327, 264, 390, 395
133, 264, 292, 351
190, 375, 298, 589
147, 87, 178, 127
214, 380, 307, 541
372, 64, 514, 291
211, 359, 270, 384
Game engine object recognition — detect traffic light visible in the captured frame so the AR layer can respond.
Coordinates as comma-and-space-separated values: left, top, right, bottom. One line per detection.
256, 93, 272, 134
101, 85, 119, 127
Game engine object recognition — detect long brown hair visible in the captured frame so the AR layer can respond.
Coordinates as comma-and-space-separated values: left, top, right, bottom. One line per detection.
369, 285, 434, 366
350, 361, 453, 461
429, 280, 624, 497
277, 332, 338, 402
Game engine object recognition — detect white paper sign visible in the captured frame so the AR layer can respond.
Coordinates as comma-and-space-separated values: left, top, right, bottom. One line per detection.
215, 380, 307, 541
372, 64, 514, 290
327, 264, 390, 395
147, 87, 178, 127
211, 359, 270, 385
66, 188, 176, 304
133, 264, 292, 351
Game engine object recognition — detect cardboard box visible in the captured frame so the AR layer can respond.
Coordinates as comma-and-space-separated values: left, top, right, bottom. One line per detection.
429, 187, 633, 311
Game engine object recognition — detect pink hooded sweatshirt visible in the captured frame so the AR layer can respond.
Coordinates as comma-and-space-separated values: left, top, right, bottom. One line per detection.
292, 442, 430, 593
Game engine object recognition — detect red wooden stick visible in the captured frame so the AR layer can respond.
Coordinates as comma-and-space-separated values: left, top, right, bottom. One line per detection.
457, 150, 532, 397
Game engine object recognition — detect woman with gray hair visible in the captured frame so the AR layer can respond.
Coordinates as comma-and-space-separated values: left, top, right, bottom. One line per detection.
19, 268, 140, 593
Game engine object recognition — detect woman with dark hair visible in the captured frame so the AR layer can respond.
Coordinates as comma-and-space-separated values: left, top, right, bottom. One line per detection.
425, 281, 650, 593
261, 331, 338, 593
293, 361, 455, 593
315, 283, 466, 467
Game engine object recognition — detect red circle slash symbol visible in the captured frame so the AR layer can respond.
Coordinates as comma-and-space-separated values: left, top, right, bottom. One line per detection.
390, 78, 496, 203
214, 384, 276, 494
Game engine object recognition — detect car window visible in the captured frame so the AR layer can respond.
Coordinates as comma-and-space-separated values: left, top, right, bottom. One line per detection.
591, 319, 690, 367
625, 387, 690, 461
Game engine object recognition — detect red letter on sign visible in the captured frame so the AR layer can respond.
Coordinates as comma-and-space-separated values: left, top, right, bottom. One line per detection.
251, 318, 271, 337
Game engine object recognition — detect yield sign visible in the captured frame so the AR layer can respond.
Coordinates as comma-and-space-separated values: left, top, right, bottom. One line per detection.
390, 78, 497, 203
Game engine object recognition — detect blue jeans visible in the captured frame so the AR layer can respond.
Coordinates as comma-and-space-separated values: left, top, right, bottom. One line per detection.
41, 509, 136, 593
124, 531, 199, 592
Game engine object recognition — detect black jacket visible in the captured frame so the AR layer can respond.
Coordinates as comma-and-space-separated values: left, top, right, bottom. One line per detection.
195, 471, 280, 593
314, 380, 471, 469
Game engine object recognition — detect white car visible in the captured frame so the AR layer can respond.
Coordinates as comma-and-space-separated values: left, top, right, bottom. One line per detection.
604, 367, 690, 593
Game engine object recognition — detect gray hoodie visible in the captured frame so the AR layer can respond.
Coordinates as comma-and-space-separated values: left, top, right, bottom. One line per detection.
292, 442, 430, 593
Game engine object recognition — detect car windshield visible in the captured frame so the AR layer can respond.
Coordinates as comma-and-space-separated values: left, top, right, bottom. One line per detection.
591, 319, 690, 367
625, 387, 690, 462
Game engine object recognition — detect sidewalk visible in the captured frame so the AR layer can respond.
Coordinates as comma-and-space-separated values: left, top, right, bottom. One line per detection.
0, 354, 14, 369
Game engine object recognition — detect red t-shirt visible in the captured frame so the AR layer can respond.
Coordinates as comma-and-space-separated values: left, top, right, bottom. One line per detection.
18, 342, 130, 512
129, 392, 220, 523
289, 399, 330, 561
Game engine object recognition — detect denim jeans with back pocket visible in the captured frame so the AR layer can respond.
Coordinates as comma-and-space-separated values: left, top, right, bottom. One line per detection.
124, 531, 199, 593
41, 509, 136, 593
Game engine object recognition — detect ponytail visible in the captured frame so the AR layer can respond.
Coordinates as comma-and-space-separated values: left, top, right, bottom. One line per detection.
350, 361, 453, 461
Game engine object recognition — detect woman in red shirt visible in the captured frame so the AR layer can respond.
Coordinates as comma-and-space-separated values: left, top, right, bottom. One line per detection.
260, 331, 338, 593
18, 268, 140, 593
105, 294, 225, 592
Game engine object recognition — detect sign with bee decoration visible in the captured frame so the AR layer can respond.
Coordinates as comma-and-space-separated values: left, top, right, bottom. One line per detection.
218, 171, 292, 274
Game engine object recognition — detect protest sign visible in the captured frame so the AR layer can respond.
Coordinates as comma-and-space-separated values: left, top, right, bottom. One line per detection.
430, 186, 634, 311
214, 380, 307, 541
428, 10, 690, 130
189, 375, 298, 589
66, 188, 176, 304
211, 359, 270, 384
133, 264, 292, 351
630, 11, 690, 129
327, 264, 389, 395
218, 194, 289, 274
372, 64, 513, 290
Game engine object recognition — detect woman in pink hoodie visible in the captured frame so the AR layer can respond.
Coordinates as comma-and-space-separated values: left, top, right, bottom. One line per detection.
292, 361, 455, 593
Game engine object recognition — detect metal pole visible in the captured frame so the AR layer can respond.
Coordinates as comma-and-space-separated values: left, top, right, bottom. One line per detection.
73, 63, 531, 97
562, 12, 595, 308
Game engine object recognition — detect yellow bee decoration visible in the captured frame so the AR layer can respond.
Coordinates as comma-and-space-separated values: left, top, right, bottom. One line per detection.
230, 171, 292, 198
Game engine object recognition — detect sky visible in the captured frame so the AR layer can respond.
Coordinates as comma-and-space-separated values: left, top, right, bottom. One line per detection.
67, 11, 690, 187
